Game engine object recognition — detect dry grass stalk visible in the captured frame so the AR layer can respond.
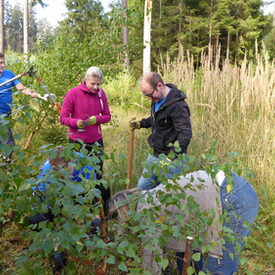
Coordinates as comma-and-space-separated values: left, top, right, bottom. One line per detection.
159, 46, 274, 190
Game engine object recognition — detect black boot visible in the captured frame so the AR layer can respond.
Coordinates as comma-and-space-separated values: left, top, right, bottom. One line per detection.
53, 251, 67, 273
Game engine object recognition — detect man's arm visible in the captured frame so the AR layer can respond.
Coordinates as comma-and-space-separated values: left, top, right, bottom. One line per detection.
140, 116, 152, 128
15, 83, 40, 98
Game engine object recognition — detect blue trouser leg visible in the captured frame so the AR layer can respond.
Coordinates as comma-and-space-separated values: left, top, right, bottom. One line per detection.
137, 154, 184, 190
28, 211, 54, 224
204, 174, 259, 275
137, 154, 160, 190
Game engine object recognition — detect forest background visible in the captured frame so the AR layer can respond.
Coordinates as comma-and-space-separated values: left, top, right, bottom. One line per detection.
0, 0, 274, 274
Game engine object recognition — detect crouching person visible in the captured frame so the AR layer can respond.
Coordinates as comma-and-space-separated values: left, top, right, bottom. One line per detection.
28, 146, 107, 273
109, 170, 259, 275
109, 170, 223, 275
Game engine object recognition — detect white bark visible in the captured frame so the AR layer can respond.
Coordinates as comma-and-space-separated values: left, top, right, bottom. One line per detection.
23, 0, 29, 54
122, 0, 130, 71
0, 0, 4, 53
143, 0, 152, 74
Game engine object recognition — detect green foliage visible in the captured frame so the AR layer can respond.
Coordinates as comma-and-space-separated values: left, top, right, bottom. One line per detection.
127, 0, 272, 69
7, 146, 106, 272
1, 131, 246, 274
103, 73, 144, 109
264, 15, 275, 60
4, 2, 40, 53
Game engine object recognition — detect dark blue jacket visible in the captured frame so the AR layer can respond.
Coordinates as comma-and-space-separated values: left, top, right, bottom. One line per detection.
33, 159, 96, 192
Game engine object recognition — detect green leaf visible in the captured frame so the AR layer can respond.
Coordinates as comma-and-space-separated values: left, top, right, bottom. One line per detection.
43, 240, 54, 256
239, 257, 248, 265
201, 245, 207, 254
160, 258, 169, 269
187, 266, 195, 275
118, 263, 128, 272
192, 252, 201, 261
19, 183, 31, 192
106, 255, 115, 265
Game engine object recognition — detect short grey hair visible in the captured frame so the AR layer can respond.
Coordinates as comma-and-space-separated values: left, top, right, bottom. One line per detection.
85, 66, 103, 80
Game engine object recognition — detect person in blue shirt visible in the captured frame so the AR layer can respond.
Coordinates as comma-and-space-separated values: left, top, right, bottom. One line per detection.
28, 147, 102, 272
29, 146, 99, 223
0, 52, 39, 163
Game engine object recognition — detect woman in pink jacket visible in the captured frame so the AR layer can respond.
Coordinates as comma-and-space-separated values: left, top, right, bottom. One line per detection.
60, 66, 111, 209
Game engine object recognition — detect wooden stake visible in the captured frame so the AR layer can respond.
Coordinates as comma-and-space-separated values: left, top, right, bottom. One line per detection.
95, 198, 109, 274
127, 118, 136, 189
182, 236, 193, 275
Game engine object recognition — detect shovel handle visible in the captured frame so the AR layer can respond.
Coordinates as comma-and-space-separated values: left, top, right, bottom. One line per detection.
127, 117, 136, 189
0, 72, 25, 87
95, 198, 109, 274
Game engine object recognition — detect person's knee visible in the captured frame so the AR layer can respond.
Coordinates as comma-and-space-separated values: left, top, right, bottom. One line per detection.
28, 211, 54, 225
137, 177, 156, 190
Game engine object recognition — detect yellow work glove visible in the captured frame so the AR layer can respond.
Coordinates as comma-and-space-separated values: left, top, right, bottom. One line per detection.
86, 116, 97, 126
77, 120, 86, 128
129, 119, 140, 130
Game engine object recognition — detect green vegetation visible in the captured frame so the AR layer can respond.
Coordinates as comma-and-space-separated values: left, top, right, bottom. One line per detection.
0, 0, 274, 274
1, 51, 274, 274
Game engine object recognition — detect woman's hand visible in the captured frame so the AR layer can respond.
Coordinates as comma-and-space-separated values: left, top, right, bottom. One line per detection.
77, 120, 88, 128
77, 116, 97, 128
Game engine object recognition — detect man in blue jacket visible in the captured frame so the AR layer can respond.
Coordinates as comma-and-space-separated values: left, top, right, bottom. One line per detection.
28, 147, 102, 272
29, 147, 100, 223
0, 52, 39, 163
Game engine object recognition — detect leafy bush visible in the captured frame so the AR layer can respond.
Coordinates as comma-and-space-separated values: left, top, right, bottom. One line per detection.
1, 138, 254, 274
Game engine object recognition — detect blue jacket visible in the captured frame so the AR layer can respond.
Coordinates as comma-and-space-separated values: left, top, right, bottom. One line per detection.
34, 159, 96, 192
0, 70, 20, 114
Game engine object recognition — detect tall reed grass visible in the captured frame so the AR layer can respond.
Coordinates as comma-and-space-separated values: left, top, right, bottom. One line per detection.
160, 48, 274, 190
101, 48, 274, 272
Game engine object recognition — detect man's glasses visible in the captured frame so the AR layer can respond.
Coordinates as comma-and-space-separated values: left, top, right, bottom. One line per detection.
144, 84, 158, 98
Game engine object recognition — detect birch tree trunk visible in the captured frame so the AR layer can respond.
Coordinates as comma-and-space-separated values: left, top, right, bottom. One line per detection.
23, 0, 29, 54
122, 0, 130, 72
143, 0, 152, 74
226, 31, 230, 60
0, 0, 4, 53
178, 0, 183, 52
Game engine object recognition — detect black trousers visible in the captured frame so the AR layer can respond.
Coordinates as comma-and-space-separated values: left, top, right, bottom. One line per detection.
28, 211, 54, 225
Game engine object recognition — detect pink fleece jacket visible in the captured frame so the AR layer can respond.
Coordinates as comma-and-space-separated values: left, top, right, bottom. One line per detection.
60, 82, 111, 143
